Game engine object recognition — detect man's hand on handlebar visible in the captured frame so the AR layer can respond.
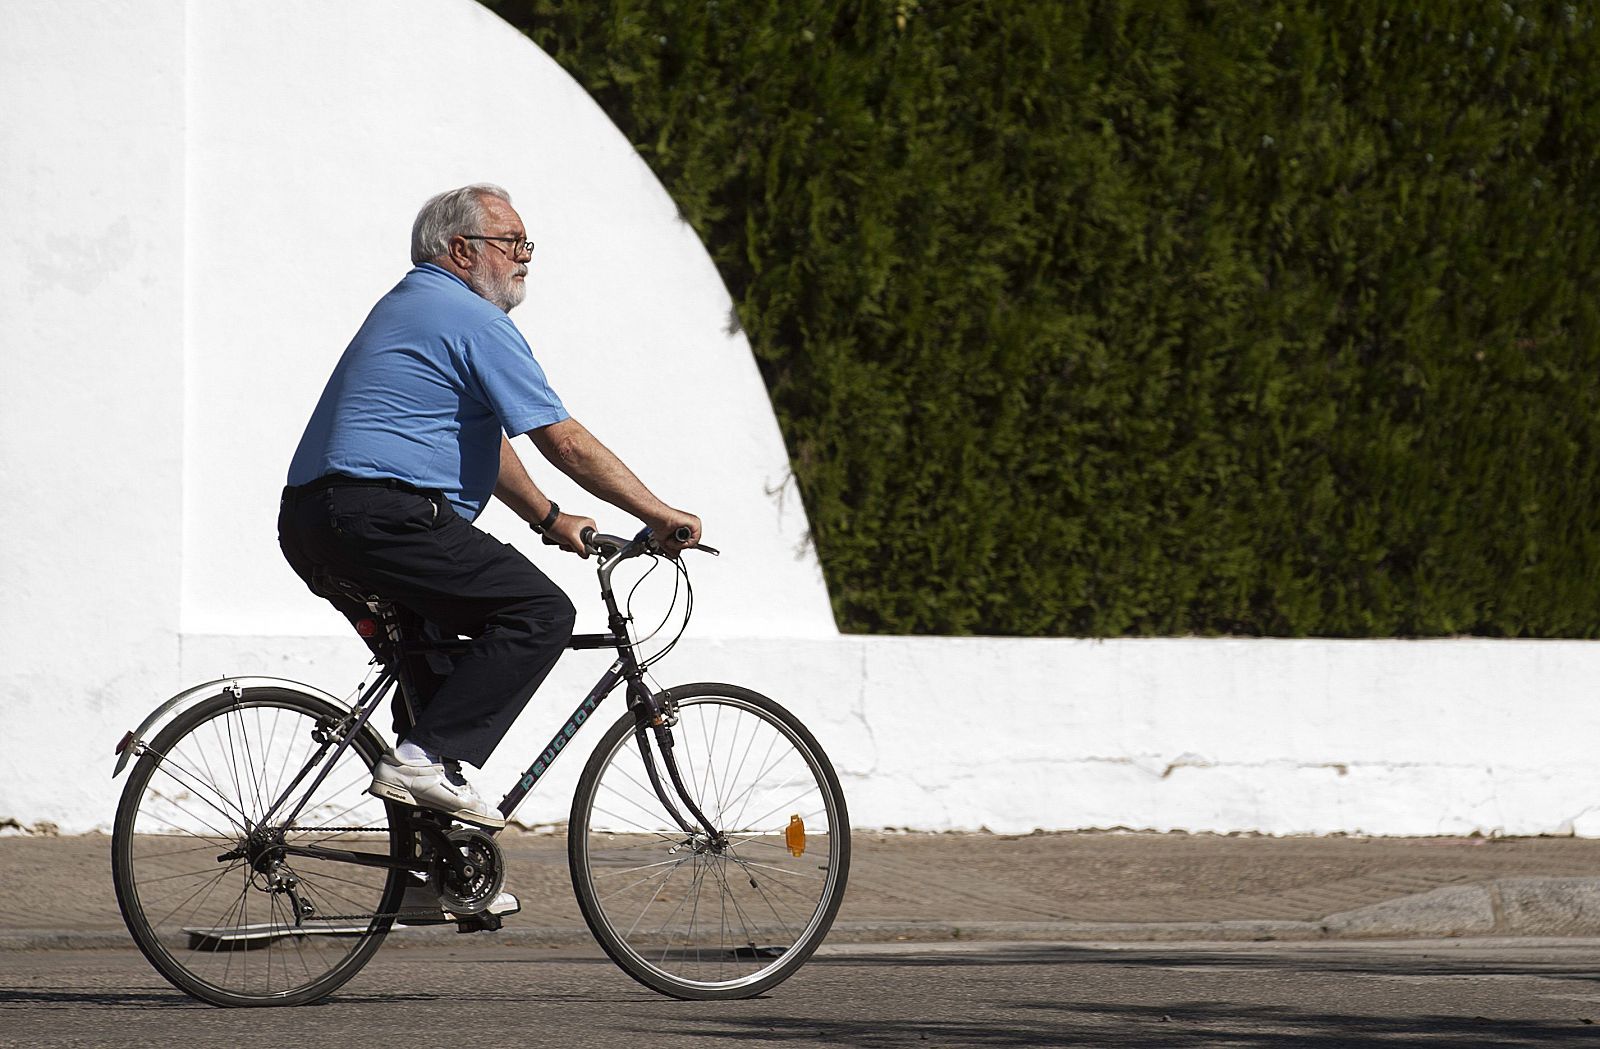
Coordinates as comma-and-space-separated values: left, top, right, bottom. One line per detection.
647, 510, 702, 558
548, 511, 598, 559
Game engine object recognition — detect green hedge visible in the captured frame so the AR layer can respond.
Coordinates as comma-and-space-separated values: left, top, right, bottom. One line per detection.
484, 1, 1600, 637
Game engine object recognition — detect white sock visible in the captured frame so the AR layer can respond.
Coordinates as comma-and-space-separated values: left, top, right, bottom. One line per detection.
394, 739, 441, 767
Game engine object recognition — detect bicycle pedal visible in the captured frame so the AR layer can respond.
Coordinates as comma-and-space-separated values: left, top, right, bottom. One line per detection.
455, 912, 503, 934
446, 890, 520, 923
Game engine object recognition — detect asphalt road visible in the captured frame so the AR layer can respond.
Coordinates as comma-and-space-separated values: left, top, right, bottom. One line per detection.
6, 939, 1600, 1047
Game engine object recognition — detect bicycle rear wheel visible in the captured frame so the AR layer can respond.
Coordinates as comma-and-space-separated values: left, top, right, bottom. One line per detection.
569, 683, 850, 1000
112, 687, 406, 1007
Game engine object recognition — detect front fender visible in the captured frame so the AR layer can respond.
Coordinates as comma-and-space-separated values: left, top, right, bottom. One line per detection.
111, 676, 348, 778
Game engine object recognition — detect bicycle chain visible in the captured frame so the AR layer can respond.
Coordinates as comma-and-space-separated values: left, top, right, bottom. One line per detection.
308, 911, 444, 922
287, 826, 448, 922
282, 824, 493, 922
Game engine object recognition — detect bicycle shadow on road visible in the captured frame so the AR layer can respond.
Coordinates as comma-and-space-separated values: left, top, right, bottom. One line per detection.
0, 985, 642, 1010
676, 1006, 1599, 1048
778, 944, 1600, 1047
821, 942, 1600, 981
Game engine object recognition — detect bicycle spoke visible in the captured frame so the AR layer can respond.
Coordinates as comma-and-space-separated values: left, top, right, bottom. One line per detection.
727, 855, 810, 930
651, 854, 710, 950
144, 753, 252, 834
146, 858, 245, 931
729, 781, 823, 839
709, 853, 771, 943
725, 735, 788, 833
589, 855, 688, 880
621, 855, 691, 940
591, 792, 689, 841
601, 855, 694, 910
725, 856, 826, 883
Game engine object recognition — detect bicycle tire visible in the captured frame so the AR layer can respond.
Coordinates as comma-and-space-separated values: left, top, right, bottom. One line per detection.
111, 687, 406, 1007
569, 683, 850, 1000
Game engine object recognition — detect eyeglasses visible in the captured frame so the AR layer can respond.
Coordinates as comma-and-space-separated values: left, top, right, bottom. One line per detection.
463, 235, 535, 260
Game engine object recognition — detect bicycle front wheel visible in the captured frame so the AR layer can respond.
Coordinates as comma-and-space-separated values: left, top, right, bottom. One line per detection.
569, 683, 850, 1000
111, 687, 406, 1007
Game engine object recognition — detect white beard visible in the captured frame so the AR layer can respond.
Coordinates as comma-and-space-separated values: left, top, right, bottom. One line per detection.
468, 264, 527, 312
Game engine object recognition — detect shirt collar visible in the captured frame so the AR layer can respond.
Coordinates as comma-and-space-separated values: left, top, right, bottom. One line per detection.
415, 261, 472, 291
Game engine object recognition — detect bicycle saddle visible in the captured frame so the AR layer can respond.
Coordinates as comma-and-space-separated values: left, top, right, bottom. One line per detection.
311, 572, 386, 606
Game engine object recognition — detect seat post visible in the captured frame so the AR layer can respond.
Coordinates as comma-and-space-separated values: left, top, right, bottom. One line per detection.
362, 597, 422, 739
314, 573, 423, 742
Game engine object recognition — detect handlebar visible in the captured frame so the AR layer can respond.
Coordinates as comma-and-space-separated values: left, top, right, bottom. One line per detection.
541, 525, 717, 559
576, 525, 719, 560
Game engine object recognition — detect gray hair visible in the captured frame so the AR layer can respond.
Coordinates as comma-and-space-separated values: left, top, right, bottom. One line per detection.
410, 183, 513, 264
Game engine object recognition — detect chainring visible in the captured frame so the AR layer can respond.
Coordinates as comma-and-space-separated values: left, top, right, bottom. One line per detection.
430, 827, 504, 915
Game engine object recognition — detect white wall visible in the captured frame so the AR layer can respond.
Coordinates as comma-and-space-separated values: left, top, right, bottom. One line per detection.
3, 0, 1598, 837
1, 0, 188, 832
175, 632, 1600, 838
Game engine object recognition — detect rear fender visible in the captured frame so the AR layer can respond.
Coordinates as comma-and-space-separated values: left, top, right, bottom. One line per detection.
111, 676, 348, 778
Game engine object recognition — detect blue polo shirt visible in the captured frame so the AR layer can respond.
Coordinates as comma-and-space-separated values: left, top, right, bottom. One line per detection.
287, 263, 568, 520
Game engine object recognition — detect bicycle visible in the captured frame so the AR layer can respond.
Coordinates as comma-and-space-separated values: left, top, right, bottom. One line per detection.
110, 526, 851, 1007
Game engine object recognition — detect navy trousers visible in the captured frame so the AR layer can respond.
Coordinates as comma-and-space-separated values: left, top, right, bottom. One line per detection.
278, 480, 576, 767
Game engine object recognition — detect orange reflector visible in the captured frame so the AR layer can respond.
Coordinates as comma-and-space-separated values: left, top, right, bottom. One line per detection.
785, 814, 806, 858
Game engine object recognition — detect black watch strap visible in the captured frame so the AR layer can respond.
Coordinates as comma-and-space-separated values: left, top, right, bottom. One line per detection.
533, 501, 560, 534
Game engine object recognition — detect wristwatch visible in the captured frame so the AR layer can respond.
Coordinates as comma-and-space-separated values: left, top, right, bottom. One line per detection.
532, 501, 560, 534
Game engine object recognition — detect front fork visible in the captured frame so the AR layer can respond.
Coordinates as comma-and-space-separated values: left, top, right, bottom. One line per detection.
627, 679, 725, 849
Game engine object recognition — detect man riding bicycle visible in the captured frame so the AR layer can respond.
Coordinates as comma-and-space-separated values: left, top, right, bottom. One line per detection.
278, 183, 701, 830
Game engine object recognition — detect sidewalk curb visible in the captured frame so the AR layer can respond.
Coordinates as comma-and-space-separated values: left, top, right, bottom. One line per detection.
12, 878, 1600, 951
1322, 876, 1600, 937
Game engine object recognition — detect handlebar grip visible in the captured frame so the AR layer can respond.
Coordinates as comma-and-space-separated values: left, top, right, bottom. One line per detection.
666, 525, 717, 555
580, 525, 597, 553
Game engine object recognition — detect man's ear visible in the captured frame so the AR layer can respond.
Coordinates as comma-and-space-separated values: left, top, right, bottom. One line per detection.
447, 235, 475, 269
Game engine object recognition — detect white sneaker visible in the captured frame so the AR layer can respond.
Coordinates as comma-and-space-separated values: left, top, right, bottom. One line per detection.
368, 754, 506, 829
398, 881, 520, 926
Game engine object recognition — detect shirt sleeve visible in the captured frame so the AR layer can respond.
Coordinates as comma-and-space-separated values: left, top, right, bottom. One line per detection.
458, 315, 570, 436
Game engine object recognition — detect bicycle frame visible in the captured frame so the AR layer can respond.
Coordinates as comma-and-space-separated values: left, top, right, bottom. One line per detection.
261, 530, 723, 878
109, 528, 720, 893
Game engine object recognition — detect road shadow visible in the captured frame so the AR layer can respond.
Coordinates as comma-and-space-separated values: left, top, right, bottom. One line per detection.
0, 985, 645, 1010
820, 943, 1600, 981
764, 945, 1600, 1046
0, 989, 202, 1009
668, 1004, 1599, 1047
